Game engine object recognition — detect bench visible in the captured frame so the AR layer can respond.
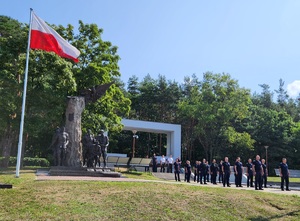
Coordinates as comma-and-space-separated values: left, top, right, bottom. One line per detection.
274, 169, 300, 178
129, 158, 152, 172
114, 157, 130, 169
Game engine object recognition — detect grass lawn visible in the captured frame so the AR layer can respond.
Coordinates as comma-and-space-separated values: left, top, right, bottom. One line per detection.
267, 176, 300, 183
1, 170, 300, 221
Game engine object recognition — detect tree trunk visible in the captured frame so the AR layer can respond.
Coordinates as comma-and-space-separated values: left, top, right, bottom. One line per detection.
65, 96, 85, 167
0, 125, 14, 168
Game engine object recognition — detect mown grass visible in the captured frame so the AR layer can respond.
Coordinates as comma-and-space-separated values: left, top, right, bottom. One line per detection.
1, 170, 300, 221
267, 176, 300, 183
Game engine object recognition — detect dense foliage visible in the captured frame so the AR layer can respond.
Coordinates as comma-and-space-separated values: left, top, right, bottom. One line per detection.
1, 15, 300, 172
124, 74, 300, 172
0, 15, 130, 167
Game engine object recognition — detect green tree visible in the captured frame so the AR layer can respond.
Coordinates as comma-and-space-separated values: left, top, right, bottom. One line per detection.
0, 16, 27, 166
179, 72, 254, 162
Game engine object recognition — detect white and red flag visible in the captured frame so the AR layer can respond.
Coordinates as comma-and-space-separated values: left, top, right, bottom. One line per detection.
30, 12, 80, 63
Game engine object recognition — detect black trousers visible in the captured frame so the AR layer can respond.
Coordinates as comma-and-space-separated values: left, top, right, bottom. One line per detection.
160, 163, 165, 172
194, 171, 199, 182
255, 172, 262, 189
247, 173, 253, 187
211, 173, 217, 184
200, 172, 207, 184
169, 164, 173, 173
223, 172, 230, 187
185, 172, 191, 182
219, 172, 223, 183
281, 175, 289, 190
262, 174, 267, 188
235, 173, 242, 187
174, 171, 180, 181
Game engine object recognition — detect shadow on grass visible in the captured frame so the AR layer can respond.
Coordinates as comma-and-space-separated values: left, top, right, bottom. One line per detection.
249, 210, 300, 221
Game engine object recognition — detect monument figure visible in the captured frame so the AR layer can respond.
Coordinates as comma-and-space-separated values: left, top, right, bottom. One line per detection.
95, 129, 109, 168
50, 126, 69, 166
81, 129, 97, 168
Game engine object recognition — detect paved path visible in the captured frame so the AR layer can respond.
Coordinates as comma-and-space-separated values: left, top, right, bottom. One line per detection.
35, 170, 300, 196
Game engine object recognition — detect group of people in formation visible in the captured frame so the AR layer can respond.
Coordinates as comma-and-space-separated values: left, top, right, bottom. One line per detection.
161, 155, 290, 191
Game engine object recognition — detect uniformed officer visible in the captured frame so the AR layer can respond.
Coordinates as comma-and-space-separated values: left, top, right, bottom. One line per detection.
206, 162, 210, 183
279, 158, 290, 191
261, 158, 268, 188
234, 157, 243, 187
218, 160, 223, 183
252, 155, 264, 190
245, 158, 254, 187
174, 158, 181, 182
199, 159, 207, 184
194, 161, 199, 182
222, 157, 231, 187
185, 160, 192, 183
210, 159, 218, 184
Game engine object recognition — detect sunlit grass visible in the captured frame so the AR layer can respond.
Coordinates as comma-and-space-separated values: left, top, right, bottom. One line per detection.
1, 170, 300, 220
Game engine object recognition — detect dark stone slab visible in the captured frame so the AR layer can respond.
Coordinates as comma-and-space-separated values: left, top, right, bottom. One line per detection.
0, 184, 13, 189
49, 166, 122, 177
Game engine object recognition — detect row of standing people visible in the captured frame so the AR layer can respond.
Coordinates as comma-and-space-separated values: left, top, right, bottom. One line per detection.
151, 154, 175, 173
175, 155, 290, 191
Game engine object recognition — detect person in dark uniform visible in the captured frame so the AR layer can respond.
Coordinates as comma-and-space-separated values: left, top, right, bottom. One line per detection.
261, 158, 268, 188
194, 161, 199, 182
245, 158, 254, 187
234, 158, 238, 187
279, 158, 290, 191
210, 159, 218, 184
222, 157, 231, 187
206, 162, 210, 183
185, 160, 192, 183
199, 159, 207, 184
152, 153, 157, 172
218, 160, 223, 183
234, 157, 243, 187
252, 155, 264, 190
174, 158, 181, 182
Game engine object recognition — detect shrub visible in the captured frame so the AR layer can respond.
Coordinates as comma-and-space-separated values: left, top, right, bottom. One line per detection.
0, 157, 50, 167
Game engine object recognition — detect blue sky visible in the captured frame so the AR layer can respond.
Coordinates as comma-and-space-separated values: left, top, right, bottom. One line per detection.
2, 0, 300, 97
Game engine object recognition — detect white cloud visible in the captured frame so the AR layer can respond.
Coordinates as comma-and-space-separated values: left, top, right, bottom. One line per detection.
287, 80, 300, 98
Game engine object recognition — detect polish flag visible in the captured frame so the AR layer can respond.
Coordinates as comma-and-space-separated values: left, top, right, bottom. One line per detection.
30, 12, 80, 63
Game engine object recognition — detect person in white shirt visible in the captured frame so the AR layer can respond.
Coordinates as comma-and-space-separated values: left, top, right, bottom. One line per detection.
160, 155, 166, 172
168, 155, 174, 173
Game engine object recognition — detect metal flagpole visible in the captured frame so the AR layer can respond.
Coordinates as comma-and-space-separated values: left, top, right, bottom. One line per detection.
16, 8, 33, 178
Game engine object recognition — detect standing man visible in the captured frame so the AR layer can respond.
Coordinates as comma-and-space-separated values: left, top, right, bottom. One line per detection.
184, 160, 192, 183
168, 155, 174, 173
245, 158, 254, 188
234, 157, 243, 187
160, 155, 166, 172
253, 155, 264, 190
218, 160, 223, 183
194, 161, 199, 182
199, 159, 207, 184
261, 158, 268, 188
95, 129, 109, 168
174, 158, 181, 182
279, 158, 290, 191
210, 159, 218, 185
152, 153, 157, 172
222, 157, 231, 187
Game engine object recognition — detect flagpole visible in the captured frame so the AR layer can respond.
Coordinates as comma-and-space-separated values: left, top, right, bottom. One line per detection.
16, 8, 33, 178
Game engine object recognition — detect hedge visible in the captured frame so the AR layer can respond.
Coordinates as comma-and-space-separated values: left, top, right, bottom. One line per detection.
0, 157, 50, 167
